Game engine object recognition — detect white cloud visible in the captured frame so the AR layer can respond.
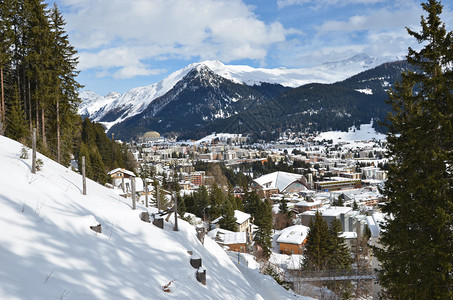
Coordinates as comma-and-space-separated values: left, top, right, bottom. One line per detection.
59, 0, 295, 77
317, 7, 421, 33
277, 0, 385, 9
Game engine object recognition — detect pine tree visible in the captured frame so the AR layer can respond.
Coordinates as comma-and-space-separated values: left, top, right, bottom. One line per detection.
327, 218, 351, 270
303, 211, 330, 271
5, 85, 28, 142
209, 184, 225, 219
374, 1, 453, 298
253, 198, 273, 259
48, 3, 82, 164
0, 0, 14, 129
218, 199, 237, 232
194, 185, 209, 220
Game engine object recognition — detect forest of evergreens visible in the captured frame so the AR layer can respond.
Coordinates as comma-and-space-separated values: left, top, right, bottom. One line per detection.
0, 0, 135, 183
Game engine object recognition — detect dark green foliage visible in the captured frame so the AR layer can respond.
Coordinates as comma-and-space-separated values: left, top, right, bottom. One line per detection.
194, 161, 252, 188
208, 184, 225, 220
218, 199, 238, 232
253, 198, 273, 259
327, 218, 352, 270
1, 1, 81, 165
303, 211, 330, 271
374, 1, 453, 299
279, 197, 288, 214
5, 85, 28, 142
78, 118, 136, 184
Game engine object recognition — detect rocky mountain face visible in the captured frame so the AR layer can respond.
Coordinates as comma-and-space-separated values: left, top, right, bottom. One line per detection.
195, 60, 413, 141
78, 55, 408, 141
107, 65, 289, 140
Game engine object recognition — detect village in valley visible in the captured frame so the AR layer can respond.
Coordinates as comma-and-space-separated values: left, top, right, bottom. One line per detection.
106, 122, 386, 297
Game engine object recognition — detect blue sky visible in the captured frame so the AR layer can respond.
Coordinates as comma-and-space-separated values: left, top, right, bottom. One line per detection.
48, 0, 453, 95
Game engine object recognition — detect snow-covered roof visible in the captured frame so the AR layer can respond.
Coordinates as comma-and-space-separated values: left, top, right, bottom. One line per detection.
340, 232, 357, 239
301, 206, 352, 217
253, 171, 306, 193
276, 225, 309, 245
234, 210, 251, 224
295, 200, 322, 207
108, 167, 136, 177
208, 228, 246, 245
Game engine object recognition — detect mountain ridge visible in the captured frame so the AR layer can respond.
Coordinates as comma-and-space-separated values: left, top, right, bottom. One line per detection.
79, 54, 399, 131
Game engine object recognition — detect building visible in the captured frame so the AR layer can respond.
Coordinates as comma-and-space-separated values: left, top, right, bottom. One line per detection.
299, 206, 354, 231
315, 177, 361, 191
207, 228, 247, 252
108, 168, 136, 180
276, 225, 309, 255
138, 131, 163, 143
253, 171, 309, 197
211, 210, 252, 243
294, 199, 323, 213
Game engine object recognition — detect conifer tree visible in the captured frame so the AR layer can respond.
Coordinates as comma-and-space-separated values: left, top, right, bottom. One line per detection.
218, 199, 237, 232
209, 184, 225, 219
5, 85, 28, 142
194, 185, 209, 219
0, 0, 14, 129
303, 211, 330, 271
253, 198, 273, 258
48, 3, 81, 163
374, 1, 453, 298
327, 218, 351, 270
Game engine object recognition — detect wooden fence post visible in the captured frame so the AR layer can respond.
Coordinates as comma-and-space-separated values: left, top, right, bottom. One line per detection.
132, 176, 136, 210
173, 191, 178, 231
144, 179, 148, 207
156, 184, 160, 210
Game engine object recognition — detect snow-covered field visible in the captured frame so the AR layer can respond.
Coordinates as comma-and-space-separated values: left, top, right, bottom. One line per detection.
0, 135, 310, 300
314, 121, 386, 144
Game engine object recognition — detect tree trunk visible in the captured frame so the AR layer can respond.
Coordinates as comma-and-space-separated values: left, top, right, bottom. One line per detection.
41, 108, 46, 149
1, 65, 4, 126
56, 98, 60, 163
28, 79, 32, 132
35, 95, 39, 137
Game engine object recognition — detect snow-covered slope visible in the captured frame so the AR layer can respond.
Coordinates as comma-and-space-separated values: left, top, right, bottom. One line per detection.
78, 91, 120, 117
0, 135, 308, 300
314, 120, 386, 144
79, 54, 399, 130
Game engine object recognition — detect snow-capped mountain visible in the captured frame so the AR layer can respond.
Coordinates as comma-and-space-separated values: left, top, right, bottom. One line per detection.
78, 91, 120, 118
79, 54, 397, 131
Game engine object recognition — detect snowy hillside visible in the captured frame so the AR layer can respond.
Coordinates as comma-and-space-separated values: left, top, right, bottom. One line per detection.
0, 135, 309, 300
79, 54, 398, 130
314, 121, 386, 144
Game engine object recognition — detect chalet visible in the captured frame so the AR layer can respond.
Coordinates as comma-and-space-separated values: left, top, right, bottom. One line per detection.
207, 228, 247, 252
108, 168, 136, 180
276, 225, 309, 255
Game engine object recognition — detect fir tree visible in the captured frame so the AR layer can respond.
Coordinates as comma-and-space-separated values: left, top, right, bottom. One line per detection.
194, 185, 209, 220
303, 211, 330, 271
374, 1, 453, 298
253, 198, 273, 259
327, 218, 351, 270
218, 199, 237, 232
5, 85, 28, 142
209, 184, 225, 219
